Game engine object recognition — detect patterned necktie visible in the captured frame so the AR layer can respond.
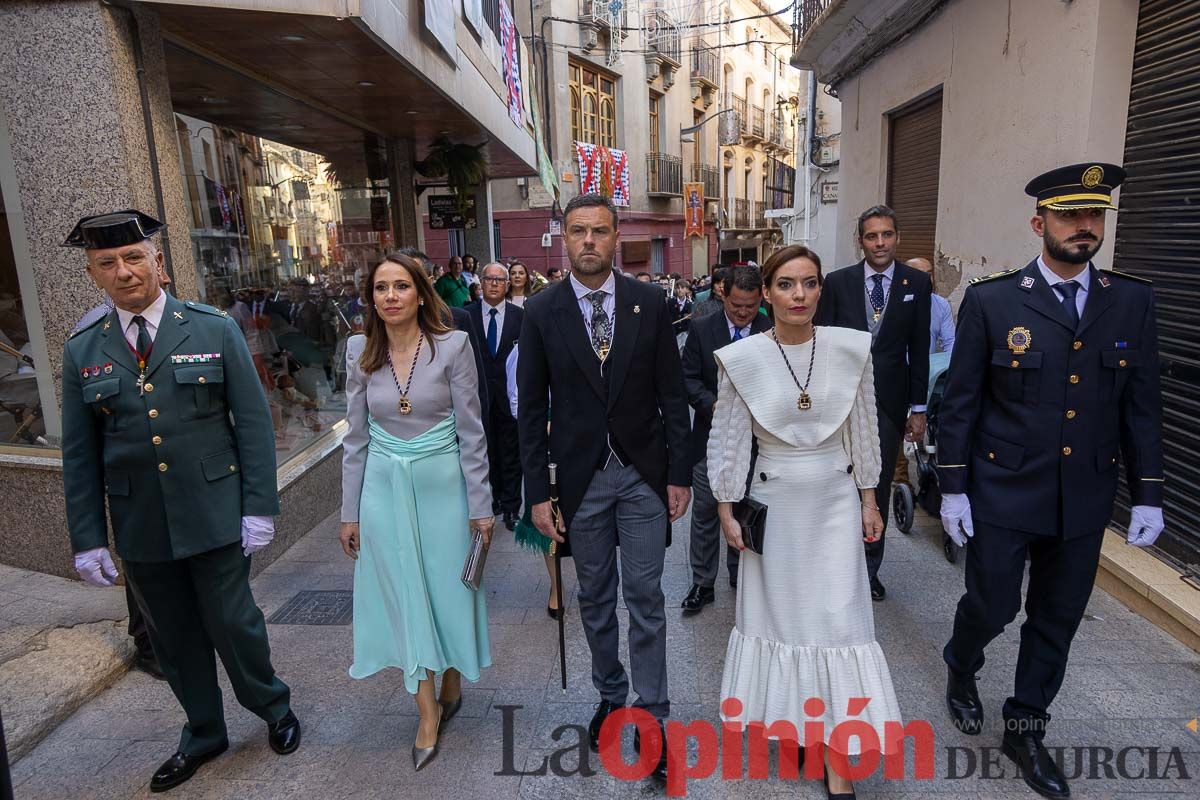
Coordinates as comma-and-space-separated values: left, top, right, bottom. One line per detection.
1056, 280, 1080, 328
487, 307, 499, 358
586, 291, 611, 359
869, 274, 886, 313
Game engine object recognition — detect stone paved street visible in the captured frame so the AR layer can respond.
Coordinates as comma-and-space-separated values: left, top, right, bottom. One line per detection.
12, 507, 1200, 799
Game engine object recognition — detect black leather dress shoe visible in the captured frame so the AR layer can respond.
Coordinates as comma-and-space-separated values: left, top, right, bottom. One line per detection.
869, 576, 886, 601
729, 575, 737, 589
680, 585, 714, 615
503, 512, 518, 531
268, 710, 301, 755
588, 700, 622, 752
1003, 731, 1070, 798
149, 742, 227, 793
946, 667, 984, 735
634, 723, 669, 784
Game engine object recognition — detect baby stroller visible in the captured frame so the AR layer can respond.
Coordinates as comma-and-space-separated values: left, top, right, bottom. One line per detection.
891, 351, 959, 562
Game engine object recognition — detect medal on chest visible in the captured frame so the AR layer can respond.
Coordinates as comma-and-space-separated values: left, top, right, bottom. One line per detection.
387, 333, 425, 416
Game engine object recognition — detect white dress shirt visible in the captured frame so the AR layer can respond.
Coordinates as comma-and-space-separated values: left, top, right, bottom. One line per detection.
116, 289, 168, 348
508, 294, 527, 308
726, 313, 752, 341
1036, 256, 1090, 318
570, 270, 617, 342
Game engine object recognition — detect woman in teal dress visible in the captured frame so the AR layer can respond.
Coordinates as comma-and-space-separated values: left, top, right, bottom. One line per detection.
340, 253, 494, 771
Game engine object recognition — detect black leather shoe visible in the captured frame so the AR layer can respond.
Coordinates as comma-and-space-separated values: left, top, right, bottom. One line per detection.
135, 654, 167, 681
869, 575, 886, 601
503, 512, 518, 530
729, 575, 738, 589
634, 723, 669, 784
946, 667, 984, 735
149, 742, 227, 793
1002, 731, 1070, 798
268, 710, 301, 755
588, 700, 622, 752
680, 585, 714, 615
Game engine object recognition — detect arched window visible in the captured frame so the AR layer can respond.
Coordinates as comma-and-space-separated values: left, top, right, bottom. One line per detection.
570, 59, 618, 147
599, 98, 615, 148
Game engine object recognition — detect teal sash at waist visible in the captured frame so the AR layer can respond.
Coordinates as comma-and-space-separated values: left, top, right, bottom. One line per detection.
367, 413, 459, 461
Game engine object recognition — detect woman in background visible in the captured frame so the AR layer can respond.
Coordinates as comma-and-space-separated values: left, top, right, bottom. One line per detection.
505, 260, 545, 308
340, 253, 494, 772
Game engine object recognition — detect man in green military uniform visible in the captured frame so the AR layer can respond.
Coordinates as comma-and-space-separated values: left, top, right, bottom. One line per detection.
61, 210, 301, 793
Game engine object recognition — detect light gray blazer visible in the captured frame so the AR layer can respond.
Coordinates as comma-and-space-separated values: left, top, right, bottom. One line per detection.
341, 331, 492, 522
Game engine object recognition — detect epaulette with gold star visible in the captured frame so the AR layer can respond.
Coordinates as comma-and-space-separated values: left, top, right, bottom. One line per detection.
1100, 268, 1153, 285
968, 268, 1020, 285
184, 300, 231, 317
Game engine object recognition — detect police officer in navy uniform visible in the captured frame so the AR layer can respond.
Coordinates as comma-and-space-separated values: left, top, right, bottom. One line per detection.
937, 165, 1165, 799
61, 211, 301, 793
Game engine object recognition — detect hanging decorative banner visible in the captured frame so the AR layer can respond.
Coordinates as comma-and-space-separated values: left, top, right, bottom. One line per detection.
575, 142, 630, 207
684, 182, 705, 238
499, 0, 523, 127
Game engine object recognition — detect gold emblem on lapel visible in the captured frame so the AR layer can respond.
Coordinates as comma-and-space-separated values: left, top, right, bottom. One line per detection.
1082, 165, 1105, 188
902, 278, 909, 286
1007, 326, 1032, 355
102, 319, 111, 331
1098, 274, 1111, 288
633, 305, 641, 314
173, 311, 184, 319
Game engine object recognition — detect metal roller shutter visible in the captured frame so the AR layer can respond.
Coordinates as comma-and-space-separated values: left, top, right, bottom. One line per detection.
887, 91, 943, 265
1113, 0, 1200, 571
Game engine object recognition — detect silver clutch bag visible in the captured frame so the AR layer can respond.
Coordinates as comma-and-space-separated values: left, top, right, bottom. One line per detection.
460, 529, 489, 591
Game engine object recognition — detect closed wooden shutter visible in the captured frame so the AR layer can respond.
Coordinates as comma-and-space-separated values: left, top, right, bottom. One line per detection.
1113, 0, 1200, 571
887, 92, 943, 264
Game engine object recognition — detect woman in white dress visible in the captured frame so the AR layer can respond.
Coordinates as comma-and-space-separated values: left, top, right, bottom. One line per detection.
709, 245, 901, 798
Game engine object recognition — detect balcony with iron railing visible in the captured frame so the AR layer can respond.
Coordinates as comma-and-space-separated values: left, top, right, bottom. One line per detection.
579, 0, 627, 28
646, 10, 681, 66
690, 163, 719, 199
647, 152, 683, 196
750, 105, 766, 140
754, 200, 769, 228
690, 45, 719, 89
767, 113, 791, 151
733, 198, 750, 228
730, 94, 748, 135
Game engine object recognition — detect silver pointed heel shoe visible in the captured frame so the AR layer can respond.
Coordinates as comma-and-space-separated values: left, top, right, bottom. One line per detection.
412, 718, 441, 772
439, 695, 463, 725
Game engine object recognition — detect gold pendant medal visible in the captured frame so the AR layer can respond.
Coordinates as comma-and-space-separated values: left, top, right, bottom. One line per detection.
797, 392, 812, 411
397, 397, 413, 415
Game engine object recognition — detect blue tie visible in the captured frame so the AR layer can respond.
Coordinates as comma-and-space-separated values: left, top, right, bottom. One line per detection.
869, 274, 886, 312
732, 326, 745, 341
487, 308, 498, 357
1056, 280, 1080, 328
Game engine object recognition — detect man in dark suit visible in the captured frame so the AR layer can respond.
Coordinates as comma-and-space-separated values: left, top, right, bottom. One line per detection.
938, 163, 1164, 799
61, 211, 300, 793
519, 193, 691, 785
813, 205, 932, 601
284, 278, 322, 342
679, 266, 771, 613
466, 262, 524, 528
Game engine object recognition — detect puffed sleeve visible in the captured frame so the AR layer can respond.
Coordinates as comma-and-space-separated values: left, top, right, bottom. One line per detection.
706, 363, 754, 502
449, 333, 494, 519
340, 335, 368, 523
849, 352, 882, 490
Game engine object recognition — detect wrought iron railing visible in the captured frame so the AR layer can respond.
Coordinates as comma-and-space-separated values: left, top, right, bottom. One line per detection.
579, 0, 627, 27
733, 198, 750, 228
647, 152, 683, 195
794, 0, 832, 43
732, 94, 748, 135
751, 105, 766, 139
690, 163, 720, 199
647, 10, 681, 63
754, 200, 768, 228
690, 45, 719, 86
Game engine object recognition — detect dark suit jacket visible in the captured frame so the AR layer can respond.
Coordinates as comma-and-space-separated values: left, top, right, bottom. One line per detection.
936, 260, 1163, 538
681, 309, 773, 466
286, 299, 323, 342
449, 306, 489, 434
669, 297, 693, 332
517, 274, 692, 556
813, 260, 932, 428
463, 300, 523, 415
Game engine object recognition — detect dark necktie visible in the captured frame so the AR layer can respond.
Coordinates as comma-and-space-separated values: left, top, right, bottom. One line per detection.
1056, 280, 1080, 328
732, 326, 745, 341
869, 274, 886, 312
131, 315, 152, 366
587, 291, 612, 359
487, 307, 498, 358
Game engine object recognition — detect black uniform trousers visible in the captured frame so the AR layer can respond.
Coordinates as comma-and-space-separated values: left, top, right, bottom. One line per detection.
124, 542, 291, 756
487, 400, 522, 516
943, 520, 1104, 737
866, 410, 904, 581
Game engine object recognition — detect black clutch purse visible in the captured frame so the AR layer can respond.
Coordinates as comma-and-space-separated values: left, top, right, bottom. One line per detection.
731, 439, 766, 555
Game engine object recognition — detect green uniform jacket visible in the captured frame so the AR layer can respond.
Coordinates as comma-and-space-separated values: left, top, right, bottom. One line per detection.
435, 274, 472, 308
62, 294, 280, 562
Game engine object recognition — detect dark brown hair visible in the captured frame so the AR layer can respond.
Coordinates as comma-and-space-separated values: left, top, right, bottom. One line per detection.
357, 253, 453, 374
856, 204, 899, 239
761, 245, 824, 289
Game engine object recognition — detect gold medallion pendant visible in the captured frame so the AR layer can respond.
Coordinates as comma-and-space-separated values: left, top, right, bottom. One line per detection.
397, 397, 413, 416
797, 392, 812, 411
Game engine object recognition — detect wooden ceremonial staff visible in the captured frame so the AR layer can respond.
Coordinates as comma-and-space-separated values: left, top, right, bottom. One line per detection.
548, 463, 567, 692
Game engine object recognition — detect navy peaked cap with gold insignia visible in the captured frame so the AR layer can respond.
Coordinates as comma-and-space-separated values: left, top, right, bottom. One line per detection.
62, 209, 166, 249
1024, 162, 1126, 211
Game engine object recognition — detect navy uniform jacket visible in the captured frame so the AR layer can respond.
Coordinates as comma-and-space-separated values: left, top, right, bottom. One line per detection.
936, 259, 1163, 539
62, 294, 280, 562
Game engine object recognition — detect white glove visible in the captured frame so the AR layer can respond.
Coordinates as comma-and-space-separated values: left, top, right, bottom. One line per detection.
74, 547, 118, 587
940, 493, 974, 547
1126, 505, 1164, 548
241, 515, 276, 557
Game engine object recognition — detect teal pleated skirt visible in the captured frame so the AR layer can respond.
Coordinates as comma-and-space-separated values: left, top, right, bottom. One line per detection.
348, 414, 491, 693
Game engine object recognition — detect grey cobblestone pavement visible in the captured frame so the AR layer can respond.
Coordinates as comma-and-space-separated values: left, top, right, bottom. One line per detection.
12, 507, 1200, 799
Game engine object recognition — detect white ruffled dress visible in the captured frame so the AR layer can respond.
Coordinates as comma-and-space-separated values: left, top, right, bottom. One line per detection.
707, 326, 902, 755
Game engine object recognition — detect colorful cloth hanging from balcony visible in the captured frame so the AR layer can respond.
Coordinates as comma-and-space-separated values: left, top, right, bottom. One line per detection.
499, 0, 523, 127
575, 142, 630, 207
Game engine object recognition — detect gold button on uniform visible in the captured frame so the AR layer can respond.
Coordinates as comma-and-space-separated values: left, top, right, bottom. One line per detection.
988, 452, 996, 460
1119, 359, 1127, 368
1062, 447, 1072, 456
158, 463, 168, 472
1069, 375, 1080, 384
148, 409, 159, 419
229, 465, 237, 472
1073, 341, 1082, 350
1011, 360, 1020, 368
144, 382, 154, 393
1066, 410, 1076, 420
198, 376, 206, 384
152, 435, 162, 445
94, 393, 101, 401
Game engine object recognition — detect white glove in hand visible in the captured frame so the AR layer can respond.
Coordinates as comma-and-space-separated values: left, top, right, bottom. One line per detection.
940, 493, 974, 547
74, 547, 118, 587
1126, 505, 1164, 548
241, 515, 276, 557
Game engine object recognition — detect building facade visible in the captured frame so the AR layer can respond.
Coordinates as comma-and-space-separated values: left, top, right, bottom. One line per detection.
0, 0, 536, 577
791, 0, 1199, 569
